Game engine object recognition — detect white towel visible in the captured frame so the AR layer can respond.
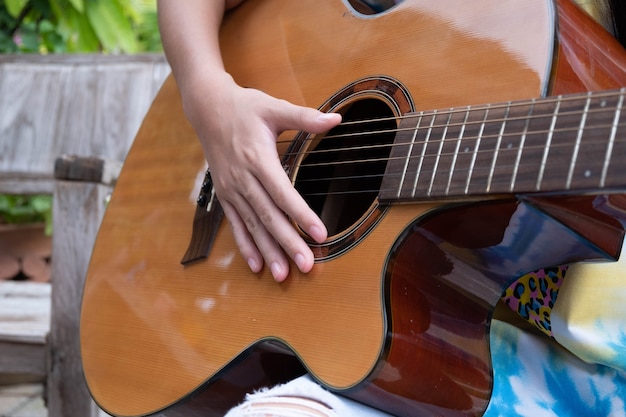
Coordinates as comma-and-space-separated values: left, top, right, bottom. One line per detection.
224, 374, 393, 417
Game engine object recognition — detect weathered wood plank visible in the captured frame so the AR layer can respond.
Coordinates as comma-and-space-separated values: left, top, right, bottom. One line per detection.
48, 180, 112, 417
54, 155, 122, 185
0, 54, 172, 416
0, 282, 50, 344
0, 175, 55, 195
0, 54, 170, 194
0, 282, 50, 382
0, 341, 47, 381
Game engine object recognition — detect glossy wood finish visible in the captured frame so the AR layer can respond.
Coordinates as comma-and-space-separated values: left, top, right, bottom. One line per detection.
80, 0, 626, 416
349, 196, 625, 417
552, 0, 626, 94
218, 0, 552, 113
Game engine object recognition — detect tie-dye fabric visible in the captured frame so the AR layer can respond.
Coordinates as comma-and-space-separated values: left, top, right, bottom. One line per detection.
485, 319, 626, 417
226, 315, 626, 416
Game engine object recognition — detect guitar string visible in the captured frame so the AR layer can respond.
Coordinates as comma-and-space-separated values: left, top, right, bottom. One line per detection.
297, 143, 626, 200
256, 89, 624, 198
275, 89, 625, 152
291, 120, 626, 199
279, 88, 624, 171
277, 103, 624, 160
294, 111, 626, 198
292, 121, 626, 169
292, 121, 626, 170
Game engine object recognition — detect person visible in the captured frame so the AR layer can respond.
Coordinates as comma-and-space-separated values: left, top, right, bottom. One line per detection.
157, 1, 626, 416
157, 0, 342, 284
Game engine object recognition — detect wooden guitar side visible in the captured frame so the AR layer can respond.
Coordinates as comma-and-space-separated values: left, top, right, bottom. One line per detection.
80, 1, 626, 416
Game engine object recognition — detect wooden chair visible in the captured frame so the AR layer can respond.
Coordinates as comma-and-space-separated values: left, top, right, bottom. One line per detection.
0, 54, 170, 417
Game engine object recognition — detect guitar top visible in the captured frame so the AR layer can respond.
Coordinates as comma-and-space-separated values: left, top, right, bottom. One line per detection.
80, 1, 626, 416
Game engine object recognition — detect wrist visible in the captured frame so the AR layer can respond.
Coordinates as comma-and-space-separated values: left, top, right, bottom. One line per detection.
178, 70, 236, 122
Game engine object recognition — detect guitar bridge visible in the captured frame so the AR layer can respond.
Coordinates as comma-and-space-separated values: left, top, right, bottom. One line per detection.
181, 168, 224, 265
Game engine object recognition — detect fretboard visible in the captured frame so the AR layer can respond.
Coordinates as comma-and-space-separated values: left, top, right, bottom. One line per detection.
379, 88, 626, 203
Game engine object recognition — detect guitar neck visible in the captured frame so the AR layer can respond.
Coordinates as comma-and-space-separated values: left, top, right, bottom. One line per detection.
380, 88, 626, 202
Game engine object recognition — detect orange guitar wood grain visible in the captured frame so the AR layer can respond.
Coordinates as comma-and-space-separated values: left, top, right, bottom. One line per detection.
80, 1, 626, 416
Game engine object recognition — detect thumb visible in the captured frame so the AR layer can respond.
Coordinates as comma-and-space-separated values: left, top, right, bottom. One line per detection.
271, 101, 342, 134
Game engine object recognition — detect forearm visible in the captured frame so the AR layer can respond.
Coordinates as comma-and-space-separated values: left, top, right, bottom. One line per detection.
157, 0, 250, 146
156, 0, 340, 281
157, 0, 244, 96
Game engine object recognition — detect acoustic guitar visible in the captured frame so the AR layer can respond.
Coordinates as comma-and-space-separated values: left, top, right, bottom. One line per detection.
80, 0, 626, 416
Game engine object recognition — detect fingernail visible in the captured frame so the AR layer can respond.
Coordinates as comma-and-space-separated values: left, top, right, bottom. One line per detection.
270, 262, 283, 280
247, 258, 259, 272
308, 225, 325, 242
295, 253, 306, 271
317, 113, 334, 122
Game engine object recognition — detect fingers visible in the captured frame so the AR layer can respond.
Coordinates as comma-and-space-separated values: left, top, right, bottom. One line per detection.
256, 98, 340, 245
221, 175, 317, 282
196, 86, 342, 281
269, 99, 342, 135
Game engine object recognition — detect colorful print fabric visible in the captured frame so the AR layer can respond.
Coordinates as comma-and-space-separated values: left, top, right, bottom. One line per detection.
551, 253, 626, 375
485, 319, 626, 417
226, 316, 626, 417
502, 266, 567, 337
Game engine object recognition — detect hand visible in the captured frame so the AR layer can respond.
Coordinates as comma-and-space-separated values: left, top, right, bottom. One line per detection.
182, 74, 341, 281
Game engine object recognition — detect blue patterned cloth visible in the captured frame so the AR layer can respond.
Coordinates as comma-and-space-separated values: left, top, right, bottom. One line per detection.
226, 315, 626, 416
485, 319, 626, 417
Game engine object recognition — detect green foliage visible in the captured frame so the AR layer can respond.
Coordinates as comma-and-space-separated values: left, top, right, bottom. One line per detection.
0, 1, 162, 232
0, 194, 53, 235
0, 0, 162, 53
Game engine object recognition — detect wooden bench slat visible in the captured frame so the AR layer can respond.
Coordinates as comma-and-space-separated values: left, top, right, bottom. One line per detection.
0, 282, 50, 345
0, 54, 172, 417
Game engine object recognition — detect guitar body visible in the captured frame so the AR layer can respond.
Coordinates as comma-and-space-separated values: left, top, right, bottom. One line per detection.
80, 1, 626, 416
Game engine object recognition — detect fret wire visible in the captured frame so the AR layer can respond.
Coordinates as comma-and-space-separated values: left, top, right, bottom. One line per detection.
510, 99, 534, 192
307, 107, 594, 145
284, 100, 624, 159
566, 92, 591, 189
295, 91, 626, 199
298, 113, 624, 175
331, 89, 623, 129
299, 128, 625, 173
396, 112, 422, 198
411, 110, 437, 198
465, 104, 489, 195
292, 118, 620, 161
428, 109, 453, 197
297, 121, 626, 172
446, 106, 470, 195
536, 96, 561, 191
601, 87, 625, 187
300, 125, 626, 197
294, 120, 625, 166
280, 90, 626, 151
486, 102, 510, 193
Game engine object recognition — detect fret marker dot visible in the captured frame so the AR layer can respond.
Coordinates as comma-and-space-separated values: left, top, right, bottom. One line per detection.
584, 170, 591, 178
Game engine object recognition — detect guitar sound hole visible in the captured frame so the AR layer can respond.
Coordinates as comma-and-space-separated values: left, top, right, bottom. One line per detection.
348, 0, 403, 15
295, 98, 396, 237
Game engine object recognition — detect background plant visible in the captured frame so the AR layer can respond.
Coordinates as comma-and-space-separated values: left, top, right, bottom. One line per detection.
0, 0, 161, 53
0, 194, 53, 234
0, 0, 161, 233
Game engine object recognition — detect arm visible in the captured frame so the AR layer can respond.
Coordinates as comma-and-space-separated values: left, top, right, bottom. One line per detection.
157, 0, 341, 282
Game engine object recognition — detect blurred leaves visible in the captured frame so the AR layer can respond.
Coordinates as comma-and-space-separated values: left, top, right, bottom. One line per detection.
0, 1, 162, 231
0, 195, 53, 235
0, 0, 161, 53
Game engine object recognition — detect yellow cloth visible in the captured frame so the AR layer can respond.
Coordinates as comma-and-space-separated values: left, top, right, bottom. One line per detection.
552, 245, 626, 372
